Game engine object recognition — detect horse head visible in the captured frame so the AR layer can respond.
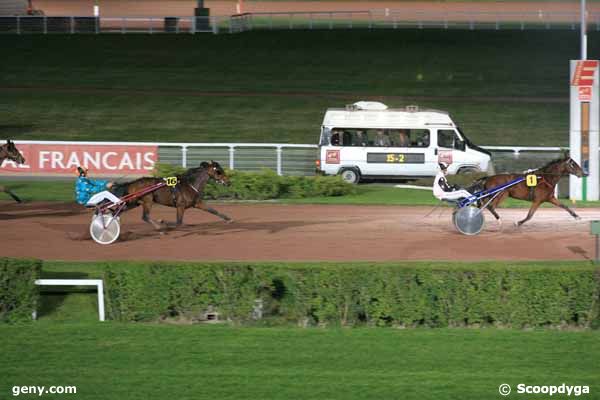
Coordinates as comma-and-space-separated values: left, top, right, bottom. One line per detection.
201, 160, 230, 186
563, 156, 585, 178
540, 155, 585, 178
1, 140, 25, 164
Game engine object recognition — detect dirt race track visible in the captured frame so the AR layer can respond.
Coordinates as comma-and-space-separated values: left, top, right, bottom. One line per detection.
0, 201, 597, 262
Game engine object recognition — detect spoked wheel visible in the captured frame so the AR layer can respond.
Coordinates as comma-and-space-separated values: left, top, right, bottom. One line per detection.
90, 213, 121, 245
453, 205, 484, 236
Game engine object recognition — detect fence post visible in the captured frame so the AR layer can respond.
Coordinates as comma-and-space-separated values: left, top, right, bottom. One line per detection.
16, 16, 20, 34
149, 17, 153, 34
43, 16, 47, 34
329, 12, 333, 29
309, 13, 313, 29
289, 13, 293, 30
229, 146, 235, 170
95, 16, 99, 34
368, 11, 372, 29
97, 280, 105, 322
276, 147, 283, 176
121, 17, 125, 34
212, 17, 218, 34
70, 16, 74, 33
181, 146, 188, 168
349, 12, 353, 29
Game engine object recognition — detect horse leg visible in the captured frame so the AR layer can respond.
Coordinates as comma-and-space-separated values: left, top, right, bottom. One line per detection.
486, 204, 500, 220
160, 205, 185, 228
516, 201, 542, 226
176, 206, 185, 226
141, 197, 164, 230
194, 200, 232, 222
548, 197, 581, 220
0, 185, 21, 203
486, 191, 508, 223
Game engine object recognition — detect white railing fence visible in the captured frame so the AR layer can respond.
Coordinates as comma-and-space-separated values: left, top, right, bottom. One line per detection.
159, 143, 318, 176
2, 11, 600, 34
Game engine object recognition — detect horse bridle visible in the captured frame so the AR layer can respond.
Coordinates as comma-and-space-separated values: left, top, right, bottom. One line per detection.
185, 166, 226, 198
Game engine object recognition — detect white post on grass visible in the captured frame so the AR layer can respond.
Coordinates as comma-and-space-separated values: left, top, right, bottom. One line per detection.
34, 279, 105, 321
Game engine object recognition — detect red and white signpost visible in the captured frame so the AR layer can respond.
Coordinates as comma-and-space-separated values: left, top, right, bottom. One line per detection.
570, 60, 599, 201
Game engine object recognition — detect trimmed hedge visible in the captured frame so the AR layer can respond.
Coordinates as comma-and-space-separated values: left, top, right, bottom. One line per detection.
104, 262, 600, 328
105, 263, 272, 323
153, 163, 356, 200
0, 258, 41, 323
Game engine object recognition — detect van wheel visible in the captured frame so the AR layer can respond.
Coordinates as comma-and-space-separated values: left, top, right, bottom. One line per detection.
340, 168, 360, 184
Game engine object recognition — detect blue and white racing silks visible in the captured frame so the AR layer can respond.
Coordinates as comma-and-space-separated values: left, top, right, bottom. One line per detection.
75, 177, 110, 205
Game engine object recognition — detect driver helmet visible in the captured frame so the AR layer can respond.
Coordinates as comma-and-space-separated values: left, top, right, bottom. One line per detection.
76, 166, 88, 177
438, 162, 449, 171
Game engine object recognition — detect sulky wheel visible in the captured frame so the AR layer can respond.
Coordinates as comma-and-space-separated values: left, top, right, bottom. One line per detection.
90, 213, 121, 245
453, 205, 484, 236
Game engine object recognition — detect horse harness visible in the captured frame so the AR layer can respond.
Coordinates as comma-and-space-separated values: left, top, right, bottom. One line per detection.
525, 174, 558, 201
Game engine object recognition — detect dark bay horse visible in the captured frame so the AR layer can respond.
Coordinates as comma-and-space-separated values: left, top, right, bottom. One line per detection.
476, 155, 584, 226
118, 161, 232, 230
0, 140, 26, 203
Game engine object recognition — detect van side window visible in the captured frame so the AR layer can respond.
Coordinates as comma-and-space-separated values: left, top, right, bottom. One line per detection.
410, 129, 430, 147
438, 130, 456, 148
330, 131, 341, 146
325, 128, 431, 148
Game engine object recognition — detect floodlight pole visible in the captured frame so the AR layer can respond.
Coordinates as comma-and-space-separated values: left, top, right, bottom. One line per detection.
582, 0, 587, 60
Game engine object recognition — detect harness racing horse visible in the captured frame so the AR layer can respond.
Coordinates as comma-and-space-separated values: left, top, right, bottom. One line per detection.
474, 155, 584, 226
119, 161, 231, 230
0, 140, 25, 203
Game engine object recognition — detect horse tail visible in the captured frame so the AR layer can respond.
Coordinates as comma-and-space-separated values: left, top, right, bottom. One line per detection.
466, 177, 487, 194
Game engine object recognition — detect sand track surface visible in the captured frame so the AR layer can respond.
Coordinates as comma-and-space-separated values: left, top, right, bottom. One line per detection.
1, 201, 596, 261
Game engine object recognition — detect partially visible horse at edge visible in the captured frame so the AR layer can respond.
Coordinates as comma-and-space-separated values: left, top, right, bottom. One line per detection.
115, 161, 232, 230
473, 155, 585, 226
0, 140, 25, 203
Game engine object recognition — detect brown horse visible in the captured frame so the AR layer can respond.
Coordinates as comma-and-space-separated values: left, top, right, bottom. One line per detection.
0, 140, 26, 203
117, 161, 231, 230
475, 155, 584, 226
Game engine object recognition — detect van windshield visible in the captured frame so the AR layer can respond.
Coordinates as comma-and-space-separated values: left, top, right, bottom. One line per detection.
323, 128, 430, 147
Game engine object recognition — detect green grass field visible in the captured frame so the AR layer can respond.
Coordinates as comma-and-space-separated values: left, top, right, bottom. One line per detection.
2, 259, 599, 400
1, 322, 599, 400
0, 30, 587, 145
